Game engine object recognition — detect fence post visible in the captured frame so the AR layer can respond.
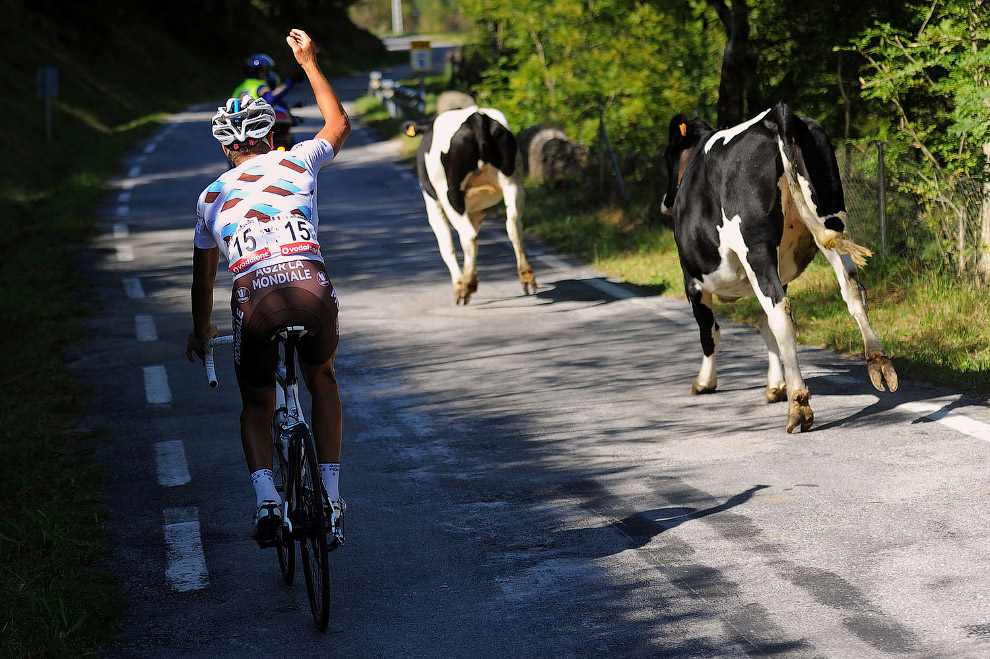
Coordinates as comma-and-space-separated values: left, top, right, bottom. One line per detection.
876, 140, 887, 256
598, 107, 627, 205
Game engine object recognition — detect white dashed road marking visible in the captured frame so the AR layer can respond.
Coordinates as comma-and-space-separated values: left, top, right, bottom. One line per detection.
155, 441, 191, 487
122, 277, 145, 298
113, 223, 129, 238
135, 314, 158, 342
127, 165, 141, 178
143, 365, 171, 404
143, 143, 157, 154
164, 507, 209, 592
116, 244, 135, 262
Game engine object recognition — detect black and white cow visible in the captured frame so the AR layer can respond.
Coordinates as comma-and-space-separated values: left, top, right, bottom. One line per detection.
403, 107, 537, 304
661, 101, 897, 433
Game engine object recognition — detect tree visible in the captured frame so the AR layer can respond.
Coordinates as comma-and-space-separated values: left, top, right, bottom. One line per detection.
708, 0, 757, 127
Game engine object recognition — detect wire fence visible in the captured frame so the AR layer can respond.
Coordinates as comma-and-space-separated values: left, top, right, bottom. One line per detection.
837, 142, 988, 279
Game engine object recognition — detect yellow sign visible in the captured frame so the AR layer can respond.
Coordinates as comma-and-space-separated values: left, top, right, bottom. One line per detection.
410, 40, 432, 73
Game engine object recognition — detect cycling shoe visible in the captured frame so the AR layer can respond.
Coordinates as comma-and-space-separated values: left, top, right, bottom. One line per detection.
325, 498, 345, 550
251, 501, 283, 548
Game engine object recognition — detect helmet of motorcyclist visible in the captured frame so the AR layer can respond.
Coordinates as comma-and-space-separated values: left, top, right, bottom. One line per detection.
211, 96, 276, 148
244, 53, 275, 79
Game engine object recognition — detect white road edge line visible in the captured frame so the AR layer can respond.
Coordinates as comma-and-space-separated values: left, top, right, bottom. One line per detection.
163, 507, 209, 592
135, 314, 158, 342
537, 252, 990, 443
155, 441, 191, 487
895, 401, 990, 443
143, 365, 171, 404
122, 277, 144, 298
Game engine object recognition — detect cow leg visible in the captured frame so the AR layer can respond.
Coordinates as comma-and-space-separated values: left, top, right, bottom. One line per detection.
450, 212, 480, 304
423, 194, 464, 303
758, 312, 788, 403
740, 251, 813, 433
499, 174, 537, 295
821, 250, 898, 391
687, 284, 720, 394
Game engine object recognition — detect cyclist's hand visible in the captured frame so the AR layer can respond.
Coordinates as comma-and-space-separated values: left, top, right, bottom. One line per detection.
186, 325, 218, 364
286, 29, 316, 67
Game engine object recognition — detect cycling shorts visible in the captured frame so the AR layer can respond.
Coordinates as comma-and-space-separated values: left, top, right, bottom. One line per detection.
230, 259, 339, 389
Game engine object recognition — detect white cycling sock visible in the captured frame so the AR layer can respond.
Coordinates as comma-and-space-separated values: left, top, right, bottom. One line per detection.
251, 469, 280, 507
319, 463, 340, 501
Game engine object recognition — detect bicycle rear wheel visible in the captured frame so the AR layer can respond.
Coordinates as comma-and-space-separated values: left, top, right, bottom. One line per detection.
272, 416, 295, 585
295, 424, 331, 631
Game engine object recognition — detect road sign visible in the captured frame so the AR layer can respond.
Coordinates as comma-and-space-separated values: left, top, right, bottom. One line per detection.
37, 66, 58, 98
410, 40, 432, 73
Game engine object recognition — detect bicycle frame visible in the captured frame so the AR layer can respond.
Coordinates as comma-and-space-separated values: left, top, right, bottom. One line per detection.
273, 327, 308, 433
271, 326, 311, 535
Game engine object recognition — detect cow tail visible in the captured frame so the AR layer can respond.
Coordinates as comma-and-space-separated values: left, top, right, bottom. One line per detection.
772, 104, 872, 267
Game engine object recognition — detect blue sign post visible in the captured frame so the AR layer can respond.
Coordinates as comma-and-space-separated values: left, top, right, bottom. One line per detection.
37, 66, 58, 141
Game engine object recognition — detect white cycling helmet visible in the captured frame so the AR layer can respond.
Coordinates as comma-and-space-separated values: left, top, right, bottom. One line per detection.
211, 96, 276, 147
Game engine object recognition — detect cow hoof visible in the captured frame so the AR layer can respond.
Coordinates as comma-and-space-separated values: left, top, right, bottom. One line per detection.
519, 265, 537, 295
785, 390, 813, 433
867, 352, 898, 392
455, 276, 477, 305
765, 386, 787, 404
690, 381, 717, 395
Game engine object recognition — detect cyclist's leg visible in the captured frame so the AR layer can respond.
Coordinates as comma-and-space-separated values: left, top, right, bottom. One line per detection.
231, 275, 285, 543
300, 354, 344, 544
236, 379, 277, 473
299, 355, 342, 465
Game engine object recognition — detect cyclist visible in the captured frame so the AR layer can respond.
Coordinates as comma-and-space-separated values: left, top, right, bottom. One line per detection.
186, 28, 351, 547
232, 53, 295, 107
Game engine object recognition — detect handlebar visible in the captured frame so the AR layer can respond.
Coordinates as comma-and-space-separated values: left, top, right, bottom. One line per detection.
205, 335, 235, 388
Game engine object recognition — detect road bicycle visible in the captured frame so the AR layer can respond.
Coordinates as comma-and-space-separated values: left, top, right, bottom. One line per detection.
206, 327, 339, 631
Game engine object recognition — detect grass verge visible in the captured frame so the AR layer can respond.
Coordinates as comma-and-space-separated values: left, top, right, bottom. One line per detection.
0, 118, 162, 656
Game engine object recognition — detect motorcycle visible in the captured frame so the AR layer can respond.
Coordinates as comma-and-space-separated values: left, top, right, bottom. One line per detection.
272, 101, 304, 150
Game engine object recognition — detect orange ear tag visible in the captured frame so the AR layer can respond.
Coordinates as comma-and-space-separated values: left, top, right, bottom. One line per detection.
405, 125, 418, 137
679, 123, 687, 137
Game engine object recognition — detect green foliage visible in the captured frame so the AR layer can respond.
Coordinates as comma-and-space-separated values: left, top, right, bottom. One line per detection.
849, 0, 990, 277
459, 0, 723, 172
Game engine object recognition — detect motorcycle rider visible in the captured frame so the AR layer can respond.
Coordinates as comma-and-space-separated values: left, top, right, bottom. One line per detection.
232, 53, 295, 106
233, 53, 300, 149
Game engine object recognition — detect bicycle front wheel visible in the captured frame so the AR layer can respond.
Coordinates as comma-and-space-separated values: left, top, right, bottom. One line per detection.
295, 424, 331, 631
272, 417, 295, 585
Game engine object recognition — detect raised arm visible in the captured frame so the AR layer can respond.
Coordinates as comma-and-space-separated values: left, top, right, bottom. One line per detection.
286, 28, 351, 153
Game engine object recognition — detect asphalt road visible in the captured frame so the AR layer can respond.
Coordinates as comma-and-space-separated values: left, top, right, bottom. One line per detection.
71, 69, 990, 658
